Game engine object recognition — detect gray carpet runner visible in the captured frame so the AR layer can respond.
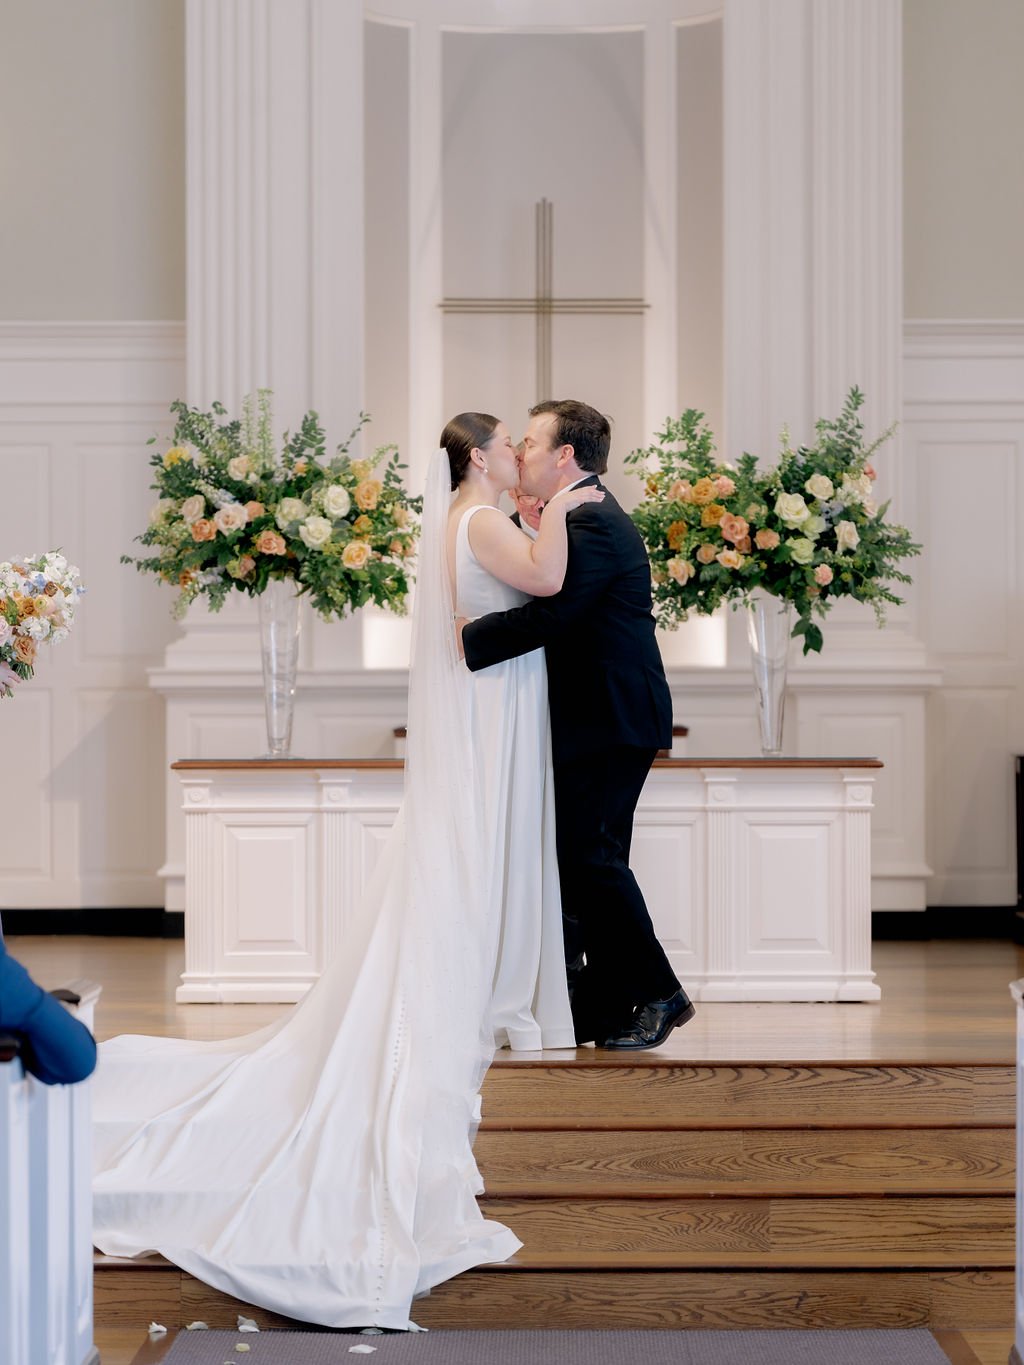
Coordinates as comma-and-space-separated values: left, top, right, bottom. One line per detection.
160, 1327, 951, 1364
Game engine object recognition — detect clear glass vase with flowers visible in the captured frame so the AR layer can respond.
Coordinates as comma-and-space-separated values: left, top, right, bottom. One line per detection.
626, 388, 921, 751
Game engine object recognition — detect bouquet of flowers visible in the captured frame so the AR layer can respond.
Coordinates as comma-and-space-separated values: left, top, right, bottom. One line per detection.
124, 391, 422, 621
0, 553, 84, 698
626, 388, 920, 654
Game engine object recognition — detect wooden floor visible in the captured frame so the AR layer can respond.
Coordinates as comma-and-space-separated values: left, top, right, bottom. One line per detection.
8, 935, 1022, 1365
8, 934, 1022, 1062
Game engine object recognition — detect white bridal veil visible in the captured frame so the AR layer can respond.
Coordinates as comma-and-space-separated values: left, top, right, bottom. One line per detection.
91, 447, 518, 1329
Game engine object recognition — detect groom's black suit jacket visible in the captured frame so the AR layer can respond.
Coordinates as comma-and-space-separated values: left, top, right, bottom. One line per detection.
461, 476, 673, 766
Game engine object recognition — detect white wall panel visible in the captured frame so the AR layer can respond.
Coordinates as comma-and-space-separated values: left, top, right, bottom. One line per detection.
0, 324, 184, 910
905, 321, 1024, 907
0, 691, 52, 880
76, 690, 165, 879
921, 437, 1016, 658
0, 446, 50, 550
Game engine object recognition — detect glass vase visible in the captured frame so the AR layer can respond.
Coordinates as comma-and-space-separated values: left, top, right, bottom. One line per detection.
257, 577, 301, 758
745, 591, 794, 756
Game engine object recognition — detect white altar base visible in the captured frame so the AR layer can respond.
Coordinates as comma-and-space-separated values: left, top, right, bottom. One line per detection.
172, 757, 881, 1006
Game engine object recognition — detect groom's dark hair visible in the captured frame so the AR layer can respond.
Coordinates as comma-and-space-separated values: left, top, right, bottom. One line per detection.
530, 399, 611, 474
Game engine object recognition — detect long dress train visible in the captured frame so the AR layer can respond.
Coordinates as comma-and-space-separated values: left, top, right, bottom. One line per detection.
91, 461, 573, 1329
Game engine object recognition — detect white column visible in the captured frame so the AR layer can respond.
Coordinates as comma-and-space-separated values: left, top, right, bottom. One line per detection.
642, 14, 679, 440
723, 0, 900, 455
185, 0, 364, 434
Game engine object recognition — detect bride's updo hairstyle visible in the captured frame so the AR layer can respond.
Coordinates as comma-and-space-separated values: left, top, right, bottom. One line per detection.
440, 412, 500, 491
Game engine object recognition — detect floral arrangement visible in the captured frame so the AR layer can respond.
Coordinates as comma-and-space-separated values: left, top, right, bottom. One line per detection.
124, 391, 422, 621
0, 553, 84, 698
626, 388, 920, 653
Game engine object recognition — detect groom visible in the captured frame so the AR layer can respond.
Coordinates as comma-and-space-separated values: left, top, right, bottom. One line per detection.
460, 399, 694, 1050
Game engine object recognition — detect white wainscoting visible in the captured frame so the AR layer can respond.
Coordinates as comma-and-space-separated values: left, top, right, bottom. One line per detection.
1, 321, 1019, 915
0, 324, 185, 910
904, 321, 1024, 907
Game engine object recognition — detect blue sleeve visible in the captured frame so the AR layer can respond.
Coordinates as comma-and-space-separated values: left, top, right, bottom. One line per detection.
0, 948, 97, 1085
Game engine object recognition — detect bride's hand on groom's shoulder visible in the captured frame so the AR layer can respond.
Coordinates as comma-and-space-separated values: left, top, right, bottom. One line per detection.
559, 487, 605, 515
454, 617, 469, 659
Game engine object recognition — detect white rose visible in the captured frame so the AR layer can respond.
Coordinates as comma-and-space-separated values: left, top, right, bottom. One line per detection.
323, 484, 352, 519
804, 514, 826, 539
149, 499, 174, 525
774, 492, 811, 529
276, 497, 307, 529
835, 520, 860, 552
298, 515, 333, 550
805, 473, 834, 500
839, 472, 872, 506
227, 455, 252, 480
181, 494, 206, 524
0, 620, 10, 646
214, 503, 248, 534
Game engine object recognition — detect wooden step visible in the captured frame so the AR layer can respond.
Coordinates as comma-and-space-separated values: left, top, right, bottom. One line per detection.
474, 1126, 1016, 1196
477, 1196, 1013, 1266
93, 1259, 1013, 1331
480, 1062, 1015, 1128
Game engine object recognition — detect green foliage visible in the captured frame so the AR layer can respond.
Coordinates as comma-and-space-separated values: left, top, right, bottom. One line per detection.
626, 389, 921, 654
123, 391, 421, 622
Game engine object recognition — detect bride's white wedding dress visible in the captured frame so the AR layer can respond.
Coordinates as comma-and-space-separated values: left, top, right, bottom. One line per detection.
91, 456, 573, 1329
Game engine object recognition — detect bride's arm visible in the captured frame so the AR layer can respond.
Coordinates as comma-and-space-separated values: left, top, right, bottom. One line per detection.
467, 490, 603, 596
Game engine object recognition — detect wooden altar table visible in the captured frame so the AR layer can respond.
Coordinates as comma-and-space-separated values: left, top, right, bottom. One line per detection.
170, 757, 882, 1005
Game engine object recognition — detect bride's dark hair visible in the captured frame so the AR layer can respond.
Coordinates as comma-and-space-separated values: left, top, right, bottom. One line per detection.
440, 412, 500, 491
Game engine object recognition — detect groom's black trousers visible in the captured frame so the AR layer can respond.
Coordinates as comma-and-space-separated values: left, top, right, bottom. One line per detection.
553, 744, 681, 1045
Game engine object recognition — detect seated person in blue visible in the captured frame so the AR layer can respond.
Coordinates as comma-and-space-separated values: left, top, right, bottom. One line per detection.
0, 942, 97, 1085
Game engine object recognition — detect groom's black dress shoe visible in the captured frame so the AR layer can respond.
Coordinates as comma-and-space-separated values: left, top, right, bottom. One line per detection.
599, 989, 696, 1051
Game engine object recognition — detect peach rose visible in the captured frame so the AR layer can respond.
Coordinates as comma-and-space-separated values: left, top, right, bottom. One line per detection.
666, 520, 688, 551
719, 513, 749, 544
13, 635, 36, 664
245, 501, 265, 521
667, 558, 695, 585
256, 529, 287, 555
714, 474, 736, 497
353, 515, 373, 536
864, 463, 877, 481
814, 564, 834, 586
716, 548, 743, 570
700, 503, 725, 528
229, 555, 257, 579
354, 479, 383, 512
691, 478, 716, 506
14, 594, 37, 619
696, 543, 718, 565
668, 480, 692, 503
389, 538, 405, 557
735, 535, 752, 554
190, 519, 217, 542
755, 528, 781, 550
342, 540, 371, 569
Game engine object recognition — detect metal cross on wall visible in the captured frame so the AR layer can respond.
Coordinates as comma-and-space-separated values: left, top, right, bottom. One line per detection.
440, 198, 648, 403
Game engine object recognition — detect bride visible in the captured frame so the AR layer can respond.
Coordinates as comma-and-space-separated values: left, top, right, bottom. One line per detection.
92, 412, 603, 1330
